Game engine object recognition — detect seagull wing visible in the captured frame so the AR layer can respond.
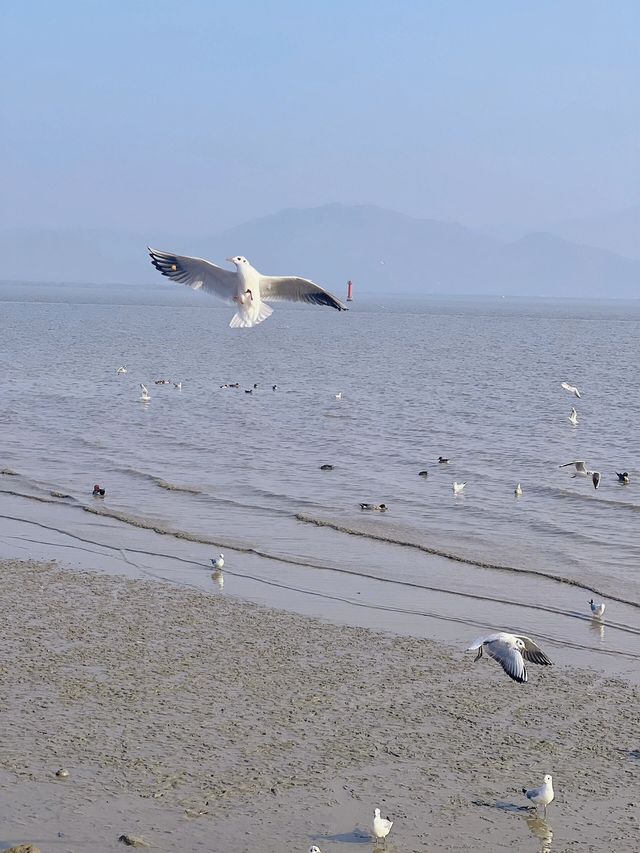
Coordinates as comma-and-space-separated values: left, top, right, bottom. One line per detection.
561, 382, 572, 391
484, 638, 527, 683
140, 384, 148, 394
517, 636, 553, 666
559, 460, 586, 472
148, 248, 236, 303
259, 275, 348, 311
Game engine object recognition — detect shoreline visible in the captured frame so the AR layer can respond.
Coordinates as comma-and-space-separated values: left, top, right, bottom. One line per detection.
1, 559, 638, 852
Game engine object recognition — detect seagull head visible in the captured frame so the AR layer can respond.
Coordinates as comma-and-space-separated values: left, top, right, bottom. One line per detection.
227, 255, 249, 267
543, 774, 552, 784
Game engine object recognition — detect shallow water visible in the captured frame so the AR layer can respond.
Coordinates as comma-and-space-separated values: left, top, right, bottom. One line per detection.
1, 282, 639, 678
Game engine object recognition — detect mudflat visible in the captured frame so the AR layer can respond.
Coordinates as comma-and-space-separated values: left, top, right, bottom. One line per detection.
0, 560, 638, 852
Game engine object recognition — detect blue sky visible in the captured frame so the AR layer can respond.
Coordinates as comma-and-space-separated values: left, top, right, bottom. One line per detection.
1, 0, 638, 233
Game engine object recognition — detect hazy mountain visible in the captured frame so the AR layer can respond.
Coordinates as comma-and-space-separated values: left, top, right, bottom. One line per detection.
546, 206, 640, 260
1, 204, 639, 297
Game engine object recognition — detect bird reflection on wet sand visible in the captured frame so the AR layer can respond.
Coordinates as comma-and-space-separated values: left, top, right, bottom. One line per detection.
525, 813, 553, 853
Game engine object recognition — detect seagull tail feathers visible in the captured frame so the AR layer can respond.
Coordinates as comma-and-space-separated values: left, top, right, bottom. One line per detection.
229, 303, 273, 329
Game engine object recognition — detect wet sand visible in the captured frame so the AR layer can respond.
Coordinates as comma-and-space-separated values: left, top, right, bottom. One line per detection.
0, 560, 638, 852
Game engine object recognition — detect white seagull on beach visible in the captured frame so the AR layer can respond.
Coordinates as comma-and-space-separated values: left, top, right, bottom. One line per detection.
589, 598, 606, 618
559, 460, 591, 477
149, 249, 348, 328
568, 407, 578, 425
372, 808, 393, 845
453, 481, 466, 494
139, 383, 151, 402
466, 632, 553, 683
211, 553, 224, 570
561, 382, 581, 398
522, 774, 555, 818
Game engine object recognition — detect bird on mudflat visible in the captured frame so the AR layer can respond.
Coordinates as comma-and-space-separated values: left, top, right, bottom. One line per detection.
466, 632, 553, 683
372, 808, 393, 845
149, 249, 347, 328
590, 598, 606, 618
522, 774, 555, 818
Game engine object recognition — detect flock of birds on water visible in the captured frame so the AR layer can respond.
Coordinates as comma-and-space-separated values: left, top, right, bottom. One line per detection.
104, 249, 622, 847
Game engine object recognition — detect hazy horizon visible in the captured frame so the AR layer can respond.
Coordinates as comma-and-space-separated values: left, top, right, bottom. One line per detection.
2, 1, 639, 237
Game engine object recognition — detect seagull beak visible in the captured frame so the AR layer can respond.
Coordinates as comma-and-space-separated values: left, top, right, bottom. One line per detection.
226, 257, 235, 263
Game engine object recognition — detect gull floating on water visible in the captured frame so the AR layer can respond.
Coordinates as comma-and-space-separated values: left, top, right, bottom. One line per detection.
335, 392, 343, 399
360, 503, 387, 511
466, 632, 553, 683
568, 407, 578, 425
616, 471, 630, 484
173, 382, 182, 390
559, 460, 591, 477
211, 553, 224, 570
149, 249, 348, 328
514, 483, 523, 496
592, 471, 601, 490
116, 366, 127, 375
372, 808, 393, 845
522, 774, 554, 818
561, 382, 581, 398
139, 383, 151, 402
453, 481, 466, 494
590, 598, 606, 618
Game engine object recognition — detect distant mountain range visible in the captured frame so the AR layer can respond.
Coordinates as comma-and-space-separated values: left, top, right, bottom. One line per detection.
1, 202, 638, 297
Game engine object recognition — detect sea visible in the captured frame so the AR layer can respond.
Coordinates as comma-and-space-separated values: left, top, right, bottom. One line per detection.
1, 280, 639, 679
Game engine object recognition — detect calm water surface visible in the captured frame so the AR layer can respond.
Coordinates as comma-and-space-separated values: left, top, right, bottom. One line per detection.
1, 282, 639, 678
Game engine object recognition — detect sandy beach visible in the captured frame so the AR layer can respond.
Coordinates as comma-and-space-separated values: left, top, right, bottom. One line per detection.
0, 559, 638, 852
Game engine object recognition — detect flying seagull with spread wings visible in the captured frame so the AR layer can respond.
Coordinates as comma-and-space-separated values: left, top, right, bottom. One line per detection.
466, 632, 553, 683
148, 249, 348, 328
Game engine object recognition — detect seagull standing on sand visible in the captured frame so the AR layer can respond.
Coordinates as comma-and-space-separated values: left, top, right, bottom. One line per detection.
453, 481, 466, 494
466, 633, 553, 683
139, 383, 151, 402
372, 808, 393, 845
568, 407, 578, 425
561, 382, 581, 398
590, 599, 606, 618
522, 774, 555, 818
149, 249, 348, 328
211, 553, 224, 570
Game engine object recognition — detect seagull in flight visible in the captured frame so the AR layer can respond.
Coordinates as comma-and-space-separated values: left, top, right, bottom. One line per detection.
453, 481, 466, 494
149, 249, 348, 328
466, 632, 553, 683
139, 383, 151, 402
616, 471, 630, 484
559, 460, 591, 477
561, 382, 581, 398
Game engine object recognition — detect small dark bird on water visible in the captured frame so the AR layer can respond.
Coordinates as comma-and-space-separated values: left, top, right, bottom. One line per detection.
272, 384, 278, 391
320, 464, 334, 471
92, 484, 105, 497
592, 471, 601, 490
418, 470, 429, 477
438, 456, 450, 464
245, 389, 253, 394
253, 383, 259, 389
616, 471, 630, 484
